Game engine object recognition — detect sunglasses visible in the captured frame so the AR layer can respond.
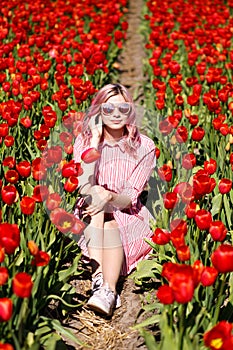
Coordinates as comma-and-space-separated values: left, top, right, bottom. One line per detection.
101, 102, 131, 115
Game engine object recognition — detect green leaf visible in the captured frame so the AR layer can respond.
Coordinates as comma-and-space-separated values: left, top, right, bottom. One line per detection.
211, 193, 222, 217
130, 259, 162, 282
139, 329, 159, 350
58, 253, 82, 282
223, 195, 232, 227
132, 314, 161, 329
39, 317, 85, 346
142, 302, 162, 313
42, 333, 68, 350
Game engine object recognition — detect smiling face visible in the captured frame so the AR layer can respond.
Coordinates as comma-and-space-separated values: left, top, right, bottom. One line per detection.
101, 94, 131, 132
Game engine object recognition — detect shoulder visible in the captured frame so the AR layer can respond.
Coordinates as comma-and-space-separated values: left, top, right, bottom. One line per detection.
139, 133, 156, 152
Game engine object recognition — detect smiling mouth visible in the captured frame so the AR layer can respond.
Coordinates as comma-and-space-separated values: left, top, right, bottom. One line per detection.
111, 120, 122, 124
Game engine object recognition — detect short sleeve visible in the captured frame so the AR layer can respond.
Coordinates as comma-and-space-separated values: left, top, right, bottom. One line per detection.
120, 140, 156, 205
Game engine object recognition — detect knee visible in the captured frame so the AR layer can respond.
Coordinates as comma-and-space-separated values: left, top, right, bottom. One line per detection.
104, 219, 118, 230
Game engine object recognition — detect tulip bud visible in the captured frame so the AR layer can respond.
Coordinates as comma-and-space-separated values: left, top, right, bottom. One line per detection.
0, 298, 13, 322
12, 272, 33, 298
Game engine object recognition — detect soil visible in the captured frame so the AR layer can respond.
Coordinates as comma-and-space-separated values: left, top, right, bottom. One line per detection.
61, 1, 151, 349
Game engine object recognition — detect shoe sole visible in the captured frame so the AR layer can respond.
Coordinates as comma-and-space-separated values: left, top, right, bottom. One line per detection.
86, 300, 113, 316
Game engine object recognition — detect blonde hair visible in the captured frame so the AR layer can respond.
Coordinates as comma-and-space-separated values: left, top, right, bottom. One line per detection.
81, 84, 141, 154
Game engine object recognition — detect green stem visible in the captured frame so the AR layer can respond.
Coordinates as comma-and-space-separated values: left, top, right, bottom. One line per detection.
178, 303, 187, 350
213, 274, 227, 324
54, 234, 65, 272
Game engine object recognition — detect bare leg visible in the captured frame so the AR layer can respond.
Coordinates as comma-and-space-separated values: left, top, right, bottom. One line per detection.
102, 219, 124, 293
84, 211, 104, 276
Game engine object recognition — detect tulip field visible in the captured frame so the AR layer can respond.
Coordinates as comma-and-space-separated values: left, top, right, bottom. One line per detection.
0, 0, 233, 349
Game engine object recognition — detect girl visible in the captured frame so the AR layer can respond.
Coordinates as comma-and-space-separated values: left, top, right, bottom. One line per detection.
73, 84, 156, 316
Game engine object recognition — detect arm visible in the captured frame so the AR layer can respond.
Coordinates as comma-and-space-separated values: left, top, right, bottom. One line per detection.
77, 136, 100, 195
85, 141, 156, 214
117, 146, 156, 207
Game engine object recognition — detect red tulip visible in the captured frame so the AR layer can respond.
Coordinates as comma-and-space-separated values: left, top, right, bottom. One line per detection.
211, 244, 233, 273
0, 223, 20, 254
200, 266, 218, 286
45, 192, 62, 211
170, 229, 185, 249
185, 201, 198, 219
159, 118, 174, 135
174, 182, 195, 203
175, 95, 184, 106
0, 267, 8, 286
0, 246, 5, 263
2, 156, 16, 168
16, 160, 31, 178
163, 192, 178, 210
175, 126, 188, 143
4, 170, 19, 184
218, 178, 232, 194
45, 146, 63, 165
195, 209, 212, 230
50, 208, 76, 234
182, 153, 196, 169
70, 217, 86, 235
152, 228, 170, 245
0, 342, 14, 350
204, 321, 233, 350
0, 123, 9, 137
20, 116, 32, 128
4, 135, 14, 147
168, 60, 180, 75
157, 285, 174, 304
193, 171, 213, 197
27, 240, 39, 256
0, 298, 13, 322
176, 245, 190, 261
62, 160, 82, 178
64, 176, 79, 193
191, 126, 205, 141
209, 221, 227, 241
187, 94, 200, 106
204, 158, 217, 175
12, 272, 33, 298
158, 164, 173, 182
155, 98, 165, 110
170, 267, 195, 304
32, 185, 49, 202
31, 158, 46, 181
192, 260, 204, 287
188, 114, 199, 126
170, 218, 188, 235
81, 147, 101, 163
20, 196, 36, 215
31, 251, 50, 267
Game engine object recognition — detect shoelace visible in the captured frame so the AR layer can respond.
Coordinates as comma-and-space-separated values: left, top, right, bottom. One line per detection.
92, 273, 103, 292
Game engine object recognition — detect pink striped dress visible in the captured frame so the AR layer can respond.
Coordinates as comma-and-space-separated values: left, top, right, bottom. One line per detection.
73, 133, 156, 276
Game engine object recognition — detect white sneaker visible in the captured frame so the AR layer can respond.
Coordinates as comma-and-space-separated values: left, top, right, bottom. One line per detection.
91, 273, 121, 309
87, 285, 117, 316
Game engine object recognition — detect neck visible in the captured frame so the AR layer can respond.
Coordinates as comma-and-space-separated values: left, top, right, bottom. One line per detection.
103, 126, 125, 141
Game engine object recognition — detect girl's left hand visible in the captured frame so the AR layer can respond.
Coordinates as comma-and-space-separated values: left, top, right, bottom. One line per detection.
82, 185, 112, 217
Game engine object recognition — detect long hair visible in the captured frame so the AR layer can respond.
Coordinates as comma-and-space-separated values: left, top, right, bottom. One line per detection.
81, 84, 141, 155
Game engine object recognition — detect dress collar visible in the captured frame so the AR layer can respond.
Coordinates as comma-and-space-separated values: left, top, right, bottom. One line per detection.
100, 137, 126, 152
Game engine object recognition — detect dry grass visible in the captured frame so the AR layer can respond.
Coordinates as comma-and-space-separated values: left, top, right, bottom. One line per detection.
65, 307, 139, 350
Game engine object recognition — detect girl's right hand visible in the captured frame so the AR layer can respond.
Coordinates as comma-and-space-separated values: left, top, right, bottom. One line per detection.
89, 114, 102, 143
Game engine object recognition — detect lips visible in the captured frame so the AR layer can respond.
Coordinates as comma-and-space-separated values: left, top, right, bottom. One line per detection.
111, 120, 122, 124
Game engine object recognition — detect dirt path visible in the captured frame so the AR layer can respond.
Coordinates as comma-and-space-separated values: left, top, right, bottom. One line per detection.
117, 0, 146, 101
63, 1, 149, 349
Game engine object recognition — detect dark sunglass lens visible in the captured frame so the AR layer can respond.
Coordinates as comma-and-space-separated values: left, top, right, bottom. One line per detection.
119, 103, 130, 114
102, 103, 114, 115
